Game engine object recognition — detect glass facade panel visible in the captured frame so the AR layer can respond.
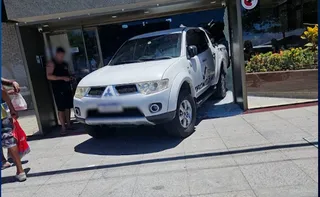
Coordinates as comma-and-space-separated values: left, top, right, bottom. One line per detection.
83, 28, 103, 71
67, 29, 88, 79
98, 9, 234, 94
242, 0, 318, 109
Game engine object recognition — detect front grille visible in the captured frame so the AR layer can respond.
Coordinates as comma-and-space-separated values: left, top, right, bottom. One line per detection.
87, 87, 105, 96
87, 108, 144, 118
115, 85, 137, 95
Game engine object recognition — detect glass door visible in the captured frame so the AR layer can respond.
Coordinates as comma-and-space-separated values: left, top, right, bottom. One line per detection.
67, 29, 89, 82
83, 28, 104, 71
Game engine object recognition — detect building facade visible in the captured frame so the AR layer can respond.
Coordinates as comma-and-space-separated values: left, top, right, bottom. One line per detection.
1, 0, 318, 135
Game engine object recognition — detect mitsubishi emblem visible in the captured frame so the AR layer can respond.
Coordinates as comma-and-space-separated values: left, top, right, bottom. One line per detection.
104, 87, 113, 97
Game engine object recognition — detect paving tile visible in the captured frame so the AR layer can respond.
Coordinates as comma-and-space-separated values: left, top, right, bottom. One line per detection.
241, 111, 281, 123
58, 135, 91, 147
80, 177, 136, 197
2, 186, 40, 197
195, 119, 215, 130
2, 156, 69, 189
2, 106, 319, 197
188, 167, 251, 195
272, 108, 315, 119
303, 106, 318, 115
249, 119, 299, 133
286, 116, 318, 128
292, 158, 318, 183
254, 184, 318, 197
240, 161, 315, 189
221, 133, 271, 149
232, 150, 289, 165
26, 155, 70, 173
61, 153, 105, 169
192, 190, 256, 197
215, 124, 258, 137
139, 160, 186, 175
280, 147, 318, 160
34, 181, 88, 197
91, 164, 140, 179
1, 174, 51, 190
192, 128, 221, 139
184, 137, 227, 154
257, 129, 311, 144
212, 116, 249, 127
186, 155, 236, 170
2, 188, 38, 197
300, 125, 318, 137
133, 171, 189, 197
46, 170, 95, 184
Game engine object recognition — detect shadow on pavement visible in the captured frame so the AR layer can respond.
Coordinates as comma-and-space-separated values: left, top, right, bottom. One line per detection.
197, 100, 243, 121
27, 91, 242, 141
2, 168, 30, 184
2, 141, 317, 185
74, 126, 183, 156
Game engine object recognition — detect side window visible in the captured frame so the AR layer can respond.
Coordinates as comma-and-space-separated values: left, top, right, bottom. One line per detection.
196, 30, 209, 54
186, 29, 209, 55
186, 30, 197, 47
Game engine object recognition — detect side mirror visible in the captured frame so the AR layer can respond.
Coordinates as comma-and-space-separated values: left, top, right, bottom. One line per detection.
188, 45, 198, 58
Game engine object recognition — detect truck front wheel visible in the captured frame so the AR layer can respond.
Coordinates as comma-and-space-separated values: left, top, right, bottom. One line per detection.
166, 90, 196, 138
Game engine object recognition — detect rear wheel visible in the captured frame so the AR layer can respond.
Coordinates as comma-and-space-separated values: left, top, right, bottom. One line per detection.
85, 125, 115, 139
215, 69, 227, 99
165, 90, 196, 138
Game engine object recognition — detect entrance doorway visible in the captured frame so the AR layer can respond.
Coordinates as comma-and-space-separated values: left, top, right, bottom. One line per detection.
45, 28, 103, 88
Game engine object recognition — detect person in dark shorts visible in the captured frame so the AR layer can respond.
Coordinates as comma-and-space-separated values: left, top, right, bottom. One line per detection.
46, 47, 73, 135
1, 85, 27, 181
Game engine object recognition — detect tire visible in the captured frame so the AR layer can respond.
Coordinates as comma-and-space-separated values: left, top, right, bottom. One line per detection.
85, 125, 115, 139
165, 90, 196, 138
215, 69, 227, 99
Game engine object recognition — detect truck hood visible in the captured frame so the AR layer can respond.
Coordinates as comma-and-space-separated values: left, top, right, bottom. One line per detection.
78, 58, 179, 86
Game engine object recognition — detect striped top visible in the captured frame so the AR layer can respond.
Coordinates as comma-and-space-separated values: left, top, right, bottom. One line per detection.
1, 103, 7, 120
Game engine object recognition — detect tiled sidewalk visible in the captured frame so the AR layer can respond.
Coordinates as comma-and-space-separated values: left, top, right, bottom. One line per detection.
2, 106, 318, 197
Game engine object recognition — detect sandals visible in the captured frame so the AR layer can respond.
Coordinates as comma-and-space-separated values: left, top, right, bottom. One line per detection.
1, 161, 13, 170
16, 172, 27, 182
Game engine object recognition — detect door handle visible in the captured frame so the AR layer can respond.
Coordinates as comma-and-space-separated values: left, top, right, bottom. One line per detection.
202, 59, 207, 62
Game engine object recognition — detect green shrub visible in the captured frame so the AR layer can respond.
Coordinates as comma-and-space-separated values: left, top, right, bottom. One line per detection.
246, 48, 318, 73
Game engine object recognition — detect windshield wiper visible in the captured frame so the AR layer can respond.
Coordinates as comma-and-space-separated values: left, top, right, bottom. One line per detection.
139, 56, 173, 61
112, 60, 141, 65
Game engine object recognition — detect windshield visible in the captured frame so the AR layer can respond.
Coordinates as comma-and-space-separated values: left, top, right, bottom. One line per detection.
109, 33, 182, 65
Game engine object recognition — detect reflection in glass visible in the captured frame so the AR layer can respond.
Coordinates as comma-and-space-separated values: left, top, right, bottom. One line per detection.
67, 30, 89, 79
243, 0, 318, 109
83, 29, 102, 70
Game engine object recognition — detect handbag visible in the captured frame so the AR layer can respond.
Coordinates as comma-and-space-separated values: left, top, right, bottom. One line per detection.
9, 119, 31, 159
11, 93, 28, 111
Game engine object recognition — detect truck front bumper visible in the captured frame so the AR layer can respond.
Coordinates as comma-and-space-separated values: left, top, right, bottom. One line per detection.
75, 111, 175, 126
74, 89, 175, 126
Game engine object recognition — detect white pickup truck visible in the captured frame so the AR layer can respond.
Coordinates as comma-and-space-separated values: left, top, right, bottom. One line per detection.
74, 27, 229, 138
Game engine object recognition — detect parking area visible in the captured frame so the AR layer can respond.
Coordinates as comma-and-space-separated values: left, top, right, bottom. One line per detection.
2, 105, 318, 197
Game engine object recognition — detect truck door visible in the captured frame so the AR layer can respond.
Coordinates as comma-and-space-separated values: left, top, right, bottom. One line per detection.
186, 29, 214, 97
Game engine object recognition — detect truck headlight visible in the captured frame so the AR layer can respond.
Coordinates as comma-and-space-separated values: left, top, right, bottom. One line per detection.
137, 79, 169, 95
74, 87, 89, 99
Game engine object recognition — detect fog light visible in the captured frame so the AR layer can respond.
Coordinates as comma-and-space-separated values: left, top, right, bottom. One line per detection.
149, 103, 162, 113
74, 107, 81, 116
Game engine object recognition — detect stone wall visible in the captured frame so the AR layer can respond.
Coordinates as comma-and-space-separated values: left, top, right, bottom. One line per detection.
2, 23, 33, 109
2, 23, 27, 86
